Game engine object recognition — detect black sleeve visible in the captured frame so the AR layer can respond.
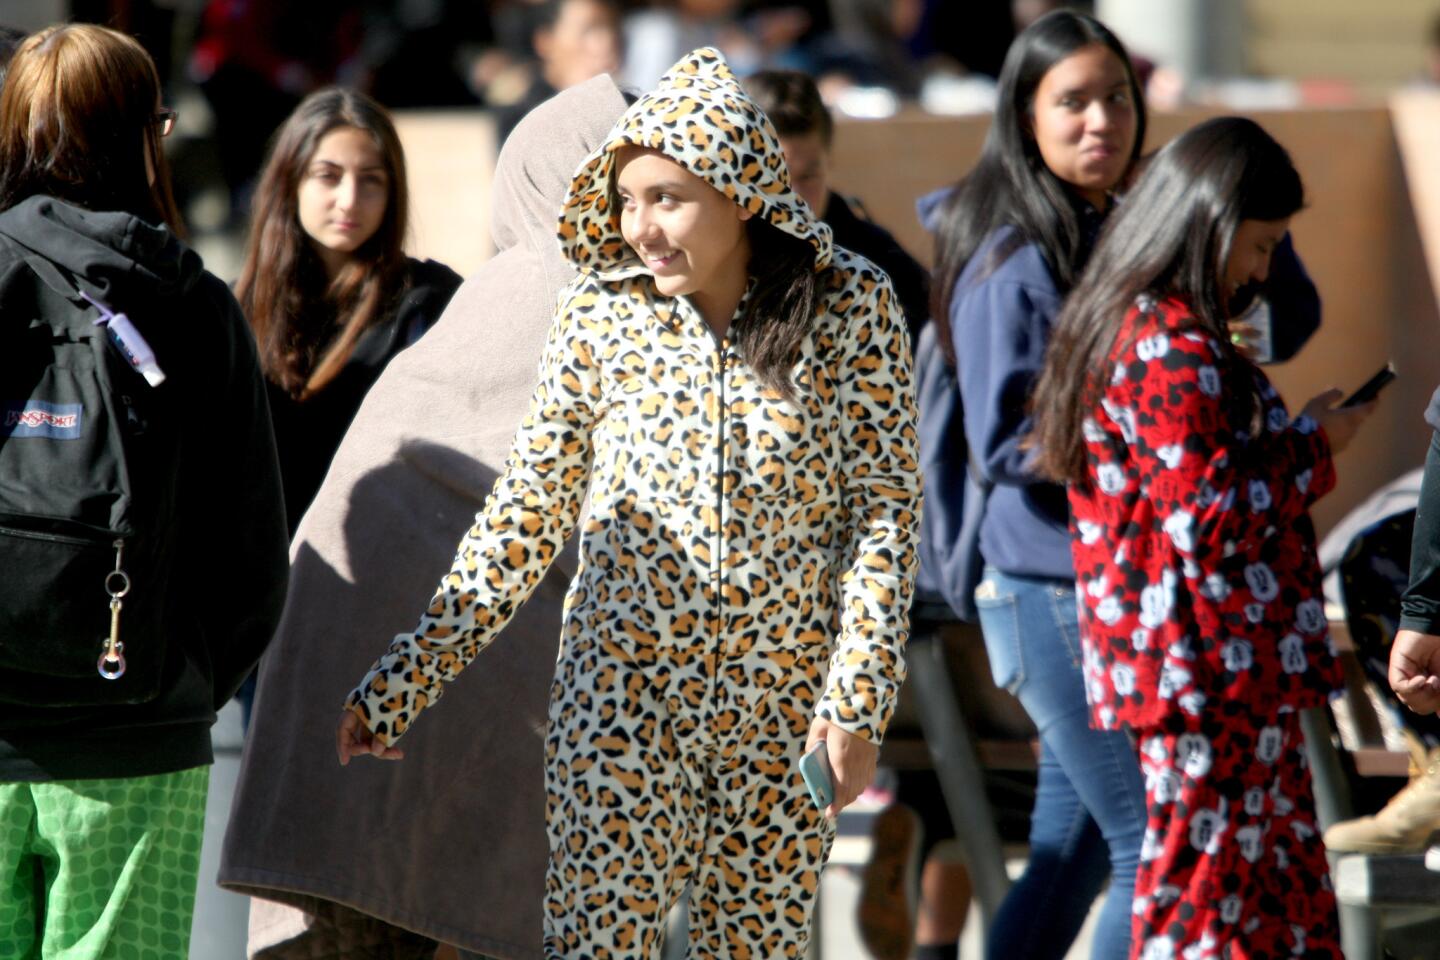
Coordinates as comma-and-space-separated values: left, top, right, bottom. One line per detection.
1262, 233, 1321, 364
1401, 429, 1440, 635
1425, 383, 1440, 434
397, 259, 464, 345
187, 276, 290, 706
877, 234, 930, 346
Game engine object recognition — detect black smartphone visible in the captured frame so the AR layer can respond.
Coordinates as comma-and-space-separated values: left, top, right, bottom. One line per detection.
1342, 361, 1397, 408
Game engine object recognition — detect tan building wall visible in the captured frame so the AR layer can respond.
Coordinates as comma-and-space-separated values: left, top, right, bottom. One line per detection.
1245, 0, 1438, 93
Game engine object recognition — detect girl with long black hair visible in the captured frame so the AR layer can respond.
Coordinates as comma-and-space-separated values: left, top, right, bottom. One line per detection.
918, 11, 1148, 956
1030, 116, 1370, 959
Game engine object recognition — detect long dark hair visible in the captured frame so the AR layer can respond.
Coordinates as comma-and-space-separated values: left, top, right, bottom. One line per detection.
236, 87, 410, 400
1029, 116, 1306, 484
736, 217, 820, 402
0, 23, 183, 232
929, 10, 1145, 363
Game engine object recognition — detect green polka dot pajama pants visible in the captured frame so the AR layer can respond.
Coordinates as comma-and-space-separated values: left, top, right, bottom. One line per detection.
0, 767, 209, 960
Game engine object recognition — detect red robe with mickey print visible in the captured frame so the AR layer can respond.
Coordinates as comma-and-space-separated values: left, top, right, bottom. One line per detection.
1068, 296, 1344, 960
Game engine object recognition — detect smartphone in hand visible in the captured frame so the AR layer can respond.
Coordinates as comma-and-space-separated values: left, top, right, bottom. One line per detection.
1342, 362, 1397, 408
798, 742, 834, 810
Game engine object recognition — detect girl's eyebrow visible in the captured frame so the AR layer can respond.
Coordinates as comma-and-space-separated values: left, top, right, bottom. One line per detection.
619, 180, 689, 194
1054, 80, 1130, 98
309, 159, 388, 173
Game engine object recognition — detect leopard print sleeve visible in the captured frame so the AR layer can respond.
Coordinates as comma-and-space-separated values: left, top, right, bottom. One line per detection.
817, 270, 922, 742
345, 282, 603, 744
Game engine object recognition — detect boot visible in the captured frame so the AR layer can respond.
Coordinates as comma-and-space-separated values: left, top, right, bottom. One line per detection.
856, 802, 921, 960
1324, 743, 1440, 854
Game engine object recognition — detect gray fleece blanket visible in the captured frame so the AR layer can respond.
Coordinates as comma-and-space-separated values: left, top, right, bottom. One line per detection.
218, 75, 629, 959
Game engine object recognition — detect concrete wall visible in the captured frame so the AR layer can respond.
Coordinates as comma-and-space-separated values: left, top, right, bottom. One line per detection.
399, 99, 1440, 535
1244, 0, 1439, 93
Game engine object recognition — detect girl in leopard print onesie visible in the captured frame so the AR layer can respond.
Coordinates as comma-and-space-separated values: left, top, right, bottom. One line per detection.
1030, 117, 1374, 959
337, 48, 921, 959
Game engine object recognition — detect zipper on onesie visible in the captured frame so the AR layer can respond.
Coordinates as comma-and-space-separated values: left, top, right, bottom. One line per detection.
710, 330, 727, 710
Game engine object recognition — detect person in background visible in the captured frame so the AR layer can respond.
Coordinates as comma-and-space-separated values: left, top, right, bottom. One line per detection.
920, 12, 1150, 957
0, 24, 25, 86
1030, 114, 1368, 959
1389, 387, 1440, 875
0, 23, 287, 958
492, 0, 622, 146
221, 74, 630, 960
744, 69, 928, 339
745, 66, 957, 960
818, 0, 923, 95
1315, 466, 1440, 859
358, 0, 495, 109
622, 0, 743, 89
236, 87, 462, 539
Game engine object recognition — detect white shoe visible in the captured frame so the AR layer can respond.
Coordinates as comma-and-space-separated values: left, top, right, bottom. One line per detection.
1426, 844, 1440, 872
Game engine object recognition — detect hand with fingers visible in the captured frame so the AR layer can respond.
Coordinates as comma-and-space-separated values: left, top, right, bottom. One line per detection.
1390, 629, 1440, 715
805, 716, 878, 820
336, 707, 406, 765
1300, 388, 1374, 456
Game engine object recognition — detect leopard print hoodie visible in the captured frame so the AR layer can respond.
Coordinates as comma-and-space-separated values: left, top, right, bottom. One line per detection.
348, 48, 921, 750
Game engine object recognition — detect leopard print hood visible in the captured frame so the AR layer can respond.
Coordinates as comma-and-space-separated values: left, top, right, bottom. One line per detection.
557, 47, 834, 280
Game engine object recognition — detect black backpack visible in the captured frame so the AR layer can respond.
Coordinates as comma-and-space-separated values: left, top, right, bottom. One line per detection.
912, 321, 990, 623
0, 253, 179, 705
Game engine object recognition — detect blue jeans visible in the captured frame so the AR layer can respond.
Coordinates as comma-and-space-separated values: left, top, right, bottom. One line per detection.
974, 567, 1146, 960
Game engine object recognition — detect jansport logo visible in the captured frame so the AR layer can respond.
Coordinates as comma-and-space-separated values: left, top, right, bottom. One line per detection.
1, 401, 84, 439
6, 408, 78, 429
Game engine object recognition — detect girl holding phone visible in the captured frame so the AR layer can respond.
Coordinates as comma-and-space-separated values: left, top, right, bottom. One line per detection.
337, 48, 920, 958
1030, 116, 1371, 959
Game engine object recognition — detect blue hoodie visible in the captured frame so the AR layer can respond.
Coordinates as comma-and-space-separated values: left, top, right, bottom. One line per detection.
918, 188, 1078, 580
916, 187, 1322, 584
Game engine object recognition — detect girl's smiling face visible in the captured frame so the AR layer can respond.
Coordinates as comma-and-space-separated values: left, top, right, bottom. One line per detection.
614, 146, 753, 325
297, 125, 390, 278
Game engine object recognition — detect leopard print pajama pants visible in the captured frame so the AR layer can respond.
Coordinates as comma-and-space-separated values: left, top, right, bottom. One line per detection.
540, 628, 836, 959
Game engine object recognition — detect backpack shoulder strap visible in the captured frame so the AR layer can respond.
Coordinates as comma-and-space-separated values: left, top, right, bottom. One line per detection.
22, 255, 93, 304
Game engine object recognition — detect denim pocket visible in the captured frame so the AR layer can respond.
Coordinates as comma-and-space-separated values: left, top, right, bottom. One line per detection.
974, 576, 1024, 694
1048, 586, 1085, 668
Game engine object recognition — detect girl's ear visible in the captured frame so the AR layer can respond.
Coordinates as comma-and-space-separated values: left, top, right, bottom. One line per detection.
738, 206, 754, 222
